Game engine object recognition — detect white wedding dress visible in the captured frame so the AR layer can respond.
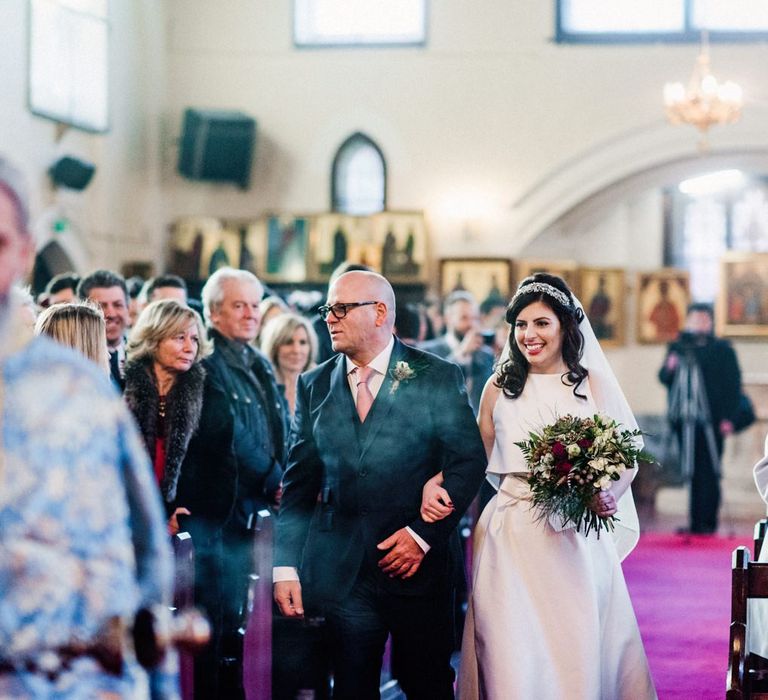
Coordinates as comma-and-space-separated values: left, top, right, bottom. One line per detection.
458, 373, 657, 700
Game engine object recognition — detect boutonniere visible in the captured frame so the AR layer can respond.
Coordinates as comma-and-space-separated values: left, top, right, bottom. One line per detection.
389, 359, 426, 395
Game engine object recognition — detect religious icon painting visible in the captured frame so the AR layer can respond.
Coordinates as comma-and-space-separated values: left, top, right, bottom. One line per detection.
514, 259, 580, 297
370, 211, 430, 283
221, 218, 263, 278
310, 213, 377, 280
579, 267, 626, 347
636, 269, 689, 344
718, 252, 768, 337
243, 214, 312, 283
438, 258, 513, 309
168, 216, 241, 281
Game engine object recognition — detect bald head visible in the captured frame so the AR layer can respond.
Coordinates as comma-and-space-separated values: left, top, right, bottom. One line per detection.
326, 271, 397, 364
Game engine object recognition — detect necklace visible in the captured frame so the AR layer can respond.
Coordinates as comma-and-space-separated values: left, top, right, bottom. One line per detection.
158, 395, 167, 419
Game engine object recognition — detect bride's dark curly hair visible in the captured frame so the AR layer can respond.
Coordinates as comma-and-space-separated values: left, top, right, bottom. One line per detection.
495, 272, 588, 399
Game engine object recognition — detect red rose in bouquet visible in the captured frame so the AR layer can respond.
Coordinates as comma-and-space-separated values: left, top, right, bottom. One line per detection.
515, 414, 652, 537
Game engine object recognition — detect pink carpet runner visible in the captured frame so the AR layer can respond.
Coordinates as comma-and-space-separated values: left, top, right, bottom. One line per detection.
623, 531, 750, 700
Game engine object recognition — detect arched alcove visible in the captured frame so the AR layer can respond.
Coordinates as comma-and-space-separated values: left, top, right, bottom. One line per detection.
510, 112, 768, 252
331, 132, 387, 215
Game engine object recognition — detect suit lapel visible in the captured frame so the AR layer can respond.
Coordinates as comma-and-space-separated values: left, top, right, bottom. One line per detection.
326, 354, 359, 451
358, 339, 407, 459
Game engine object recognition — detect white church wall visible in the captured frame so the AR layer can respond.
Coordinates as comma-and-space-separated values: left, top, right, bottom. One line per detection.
0, 0, 168, 273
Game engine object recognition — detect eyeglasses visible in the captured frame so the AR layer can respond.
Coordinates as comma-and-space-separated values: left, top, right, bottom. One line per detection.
318, 301, 379, 321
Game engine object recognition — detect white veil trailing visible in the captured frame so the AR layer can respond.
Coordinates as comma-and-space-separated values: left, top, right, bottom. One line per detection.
573, 295, 641, 561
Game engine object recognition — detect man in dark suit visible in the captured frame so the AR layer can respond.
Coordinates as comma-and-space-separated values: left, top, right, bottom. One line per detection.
420, 290, 495, 415
77, 269, 131, 390
274, 271, 487, 699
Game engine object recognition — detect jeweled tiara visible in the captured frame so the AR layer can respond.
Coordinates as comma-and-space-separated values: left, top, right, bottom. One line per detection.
511, 282, 571, 308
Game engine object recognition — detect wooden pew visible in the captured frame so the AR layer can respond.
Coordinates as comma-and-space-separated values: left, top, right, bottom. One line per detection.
755, 519, 768, 561
172, 531, 196, 700
727, 546, 768, 699
244, 508, 273, 700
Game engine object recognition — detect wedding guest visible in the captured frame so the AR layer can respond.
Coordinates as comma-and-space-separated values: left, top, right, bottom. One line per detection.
77, 269, 131, 389
141, 274, 189, 306
193, 267, 287, 698
259, 312, 317, 417
394, 302, 427, 347
123, 299, 211, 535
274, 270, 487, 699
126, 275, 145, 328
420, 290, 495, 414
35, 301, 109, 373
422, 273, 655, 699
42, 271, 80, 306
258, 295, 289, 336
0, 155, 175, 698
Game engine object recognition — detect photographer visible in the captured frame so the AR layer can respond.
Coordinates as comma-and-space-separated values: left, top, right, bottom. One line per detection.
658, 303, 742, 534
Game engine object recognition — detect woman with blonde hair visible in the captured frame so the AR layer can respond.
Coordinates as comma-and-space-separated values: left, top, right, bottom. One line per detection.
260, 312, 317, 416
124, 299, 210, 534
35, 301, 109, 373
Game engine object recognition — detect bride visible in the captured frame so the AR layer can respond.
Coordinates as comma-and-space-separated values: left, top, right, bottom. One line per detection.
422, 273, 656, 699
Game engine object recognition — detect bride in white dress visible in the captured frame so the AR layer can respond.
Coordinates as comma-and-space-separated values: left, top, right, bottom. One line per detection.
422, 273, 656, 700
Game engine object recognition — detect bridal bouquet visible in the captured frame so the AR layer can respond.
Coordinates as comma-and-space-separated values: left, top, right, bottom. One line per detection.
515, 414, 650, 537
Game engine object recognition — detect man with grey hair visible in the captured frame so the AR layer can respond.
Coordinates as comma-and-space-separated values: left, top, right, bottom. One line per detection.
186, 266, 287, 698
0, 158, 175, 697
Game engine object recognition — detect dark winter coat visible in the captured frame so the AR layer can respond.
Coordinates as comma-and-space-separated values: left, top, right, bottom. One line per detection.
179, 330, 289, 533
123, 359, 205, 510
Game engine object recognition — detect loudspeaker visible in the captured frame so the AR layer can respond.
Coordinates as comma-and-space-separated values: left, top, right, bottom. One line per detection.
178, 108, 256, 189
49, 156, 96, 191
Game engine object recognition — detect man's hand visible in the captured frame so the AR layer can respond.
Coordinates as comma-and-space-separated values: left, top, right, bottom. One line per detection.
456, 328, 484, 358
274, 580, 304, 617
168, 507, 191, 537
665, 353, 679, 372
377, 528, 425, 579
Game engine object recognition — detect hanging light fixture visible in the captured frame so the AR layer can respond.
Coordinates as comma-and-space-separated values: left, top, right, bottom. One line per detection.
663, 31, 743, 147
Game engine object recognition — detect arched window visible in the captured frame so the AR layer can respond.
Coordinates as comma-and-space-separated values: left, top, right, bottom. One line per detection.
664, 170, 768, 302
331, 133, 386, 215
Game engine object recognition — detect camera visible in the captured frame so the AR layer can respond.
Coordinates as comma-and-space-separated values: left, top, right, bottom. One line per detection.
480, 330, 496, 346
677, 330, 710, 349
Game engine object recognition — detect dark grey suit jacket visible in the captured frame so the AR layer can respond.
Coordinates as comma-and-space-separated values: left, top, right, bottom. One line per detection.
274, 337, 487, 607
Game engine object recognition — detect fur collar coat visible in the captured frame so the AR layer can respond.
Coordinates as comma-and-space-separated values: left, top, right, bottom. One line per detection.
123, 359, 205, 505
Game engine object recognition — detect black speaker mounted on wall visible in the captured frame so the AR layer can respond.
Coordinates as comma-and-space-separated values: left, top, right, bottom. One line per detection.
49, 156, 96, 191
178, 108, 256, 189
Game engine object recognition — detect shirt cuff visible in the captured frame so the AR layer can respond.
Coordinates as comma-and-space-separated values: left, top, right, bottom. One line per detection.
406, 526, 431, 554
273, 566, 300, 582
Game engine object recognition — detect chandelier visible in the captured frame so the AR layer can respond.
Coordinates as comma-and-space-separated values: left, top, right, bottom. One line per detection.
663, 33, 743, 146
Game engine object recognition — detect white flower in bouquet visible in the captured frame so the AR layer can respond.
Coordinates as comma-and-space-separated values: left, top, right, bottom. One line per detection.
515, 413, 654, 538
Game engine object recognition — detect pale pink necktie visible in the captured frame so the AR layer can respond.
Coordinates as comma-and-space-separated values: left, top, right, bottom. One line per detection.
355, 366, 375, 422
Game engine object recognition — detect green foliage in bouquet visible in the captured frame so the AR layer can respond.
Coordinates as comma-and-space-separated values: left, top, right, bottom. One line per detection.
515, 414, 654, 538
